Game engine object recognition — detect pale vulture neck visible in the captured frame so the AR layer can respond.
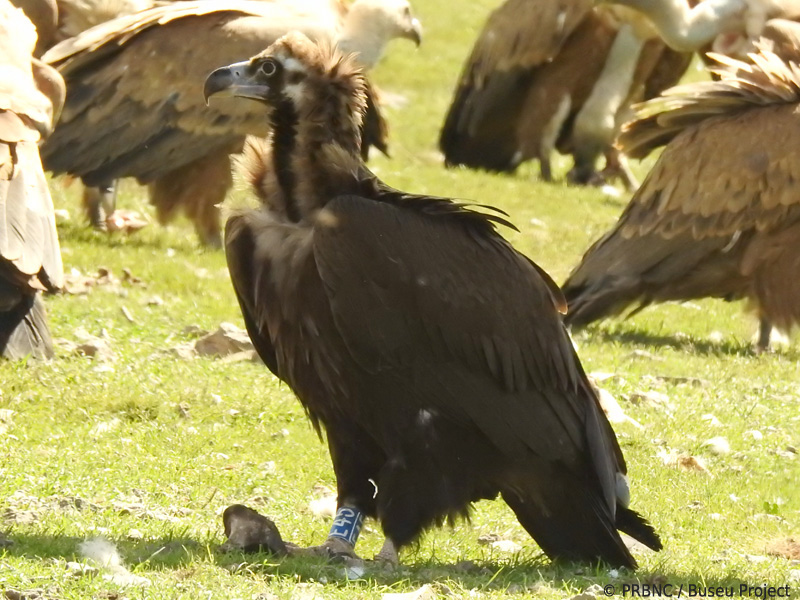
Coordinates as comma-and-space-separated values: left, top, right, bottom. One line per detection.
336, 13, 390, 69
608, 0, 749, 51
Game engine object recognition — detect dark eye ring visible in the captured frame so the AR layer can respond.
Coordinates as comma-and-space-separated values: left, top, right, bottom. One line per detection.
260, 59, 277, 77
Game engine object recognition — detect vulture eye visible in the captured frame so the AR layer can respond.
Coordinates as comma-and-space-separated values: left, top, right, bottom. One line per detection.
259, 59, 278, 77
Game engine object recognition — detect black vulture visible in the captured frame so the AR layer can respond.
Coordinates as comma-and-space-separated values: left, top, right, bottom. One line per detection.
205, 33, 662, 568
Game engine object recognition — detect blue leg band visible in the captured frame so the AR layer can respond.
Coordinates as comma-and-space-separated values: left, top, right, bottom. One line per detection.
327, 506, 365, 546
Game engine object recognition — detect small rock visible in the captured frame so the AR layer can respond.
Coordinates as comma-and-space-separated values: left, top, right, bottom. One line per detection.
170, 342, 196, 361
75, 336, 116, 363
194, 323, 254, 357
490, 539, 522, 553
65, 561, 99, 576
182, 325, 208, 337
744, 430, 763, 441
54, 209, 71, 222
477, 533, 500, 545
382, 585, 437, 600
704, 437, 731, 456
627, 391, 672, 411
127, 529, 144, 540
701, 414, 722, 427
308, 496, 337, 519
569, 593, 598, 600
626, 349, 663, 361
145, 296, 164, 306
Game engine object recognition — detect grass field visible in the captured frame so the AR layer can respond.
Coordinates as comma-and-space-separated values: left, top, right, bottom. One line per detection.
2, 1, 799, 598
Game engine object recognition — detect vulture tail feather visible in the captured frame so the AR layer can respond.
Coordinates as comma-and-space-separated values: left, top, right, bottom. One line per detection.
616, 506, 663, 552
501, 476, 638, 568
0, 293, 54, 360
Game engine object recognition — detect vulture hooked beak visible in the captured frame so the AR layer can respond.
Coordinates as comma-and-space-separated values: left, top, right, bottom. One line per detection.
405, 17, 423, 47
204, 60, 269, 104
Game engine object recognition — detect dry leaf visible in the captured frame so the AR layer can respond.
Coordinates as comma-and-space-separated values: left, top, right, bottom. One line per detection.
657, 449, 712, 475
106, 210, 148, 233
766, 538, 800, 560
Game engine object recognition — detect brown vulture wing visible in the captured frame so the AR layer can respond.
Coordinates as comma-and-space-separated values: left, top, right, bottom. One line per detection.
40, 1, 336, 185
564, 50, 800, 329
439, 0, 593, 171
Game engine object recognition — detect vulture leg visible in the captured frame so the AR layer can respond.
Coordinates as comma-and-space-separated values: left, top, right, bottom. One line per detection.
755, 316, 773, 353
569, 25, 645, 186
601, 146, 639, 192
374, 538, 399, 566
293, 420, 386, 561
148, 152, 232, 248
0, 289, 54, 360
538, 95, 571, 183
82, 182, 116, 230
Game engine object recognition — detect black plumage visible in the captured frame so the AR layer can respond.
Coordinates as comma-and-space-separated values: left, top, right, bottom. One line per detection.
206, 32, 661, 568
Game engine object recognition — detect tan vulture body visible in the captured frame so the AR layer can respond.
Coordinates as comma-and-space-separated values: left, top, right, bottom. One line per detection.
40, 0, 421, 245
439, 0, 691, 187
207, 32, 661, 569
563, 48, 800, 350
0, 0, 65, 359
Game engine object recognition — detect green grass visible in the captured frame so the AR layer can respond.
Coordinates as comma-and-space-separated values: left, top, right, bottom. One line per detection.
2, 1, 800, 598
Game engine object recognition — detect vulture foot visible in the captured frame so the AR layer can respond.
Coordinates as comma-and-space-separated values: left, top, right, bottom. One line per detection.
289, 537, 362, 562
373, 538, 399, 567
82, 183, 117, 231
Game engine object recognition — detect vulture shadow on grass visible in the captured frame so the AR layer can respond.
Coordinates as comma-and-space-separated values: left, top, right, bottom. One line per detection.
0, 531, 754, 591
580, 324, 764, 358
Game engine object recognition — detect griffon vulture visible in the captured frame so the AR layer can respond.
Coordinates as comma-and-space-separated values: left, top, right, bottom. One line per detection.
1, 0, 65, 359
599, 0, 800, 55
40, 0, 421, 245
205, 33, 662, 567
439, 0, 692, 188
563, 47, 800, 350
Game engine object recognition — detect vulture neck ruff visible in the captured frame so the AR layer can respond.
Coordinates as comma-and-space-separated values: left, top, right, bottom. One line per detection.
267, 57, 365, 222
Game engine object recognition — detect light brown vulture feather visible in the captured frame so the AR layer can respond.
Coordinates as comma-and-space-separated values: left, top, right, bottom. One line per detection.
0, 0, 64, 359
40, 0, 419, 245
439, 0, 691, 187
563, 47, 800, 349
